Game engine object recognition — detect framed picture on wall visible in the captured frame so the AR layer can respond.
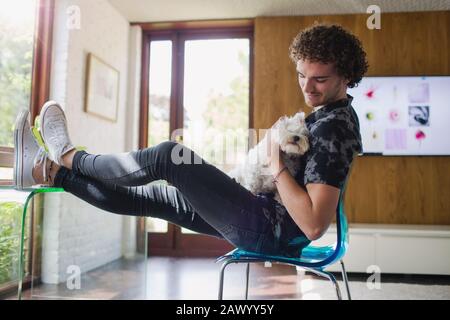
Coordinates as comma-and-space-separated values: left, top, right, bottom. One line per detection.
84, 53, 119, 122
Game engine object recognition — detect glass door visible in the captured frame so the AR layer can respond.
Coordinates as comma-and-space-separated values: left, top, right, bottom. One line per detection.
143, 28, 253, 256
177, 37, 250, 255
145, 38, 176, 255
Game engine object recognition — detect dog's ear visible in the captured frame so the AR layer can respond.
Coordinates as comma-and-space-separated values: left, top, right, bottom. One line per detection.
293, 112, 305, 123
273, 115, 287, 128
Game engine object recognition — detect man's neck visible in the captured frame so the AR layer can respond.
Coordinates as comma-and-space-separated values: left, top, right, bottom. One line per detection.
311, 94, 349, 113
312, 105, 325, 113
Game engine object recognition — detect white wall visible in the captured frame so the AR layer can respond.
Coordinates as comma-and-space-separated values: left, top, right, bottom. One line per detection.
42, 0, 141, 284
122, 25, 142, 258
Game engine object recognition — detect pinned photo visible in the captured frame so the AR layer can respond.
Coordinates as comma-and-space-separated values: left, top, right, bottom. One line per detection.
408, 82, 429, 103
409, 106, 430, 126
385, 129, 407, 150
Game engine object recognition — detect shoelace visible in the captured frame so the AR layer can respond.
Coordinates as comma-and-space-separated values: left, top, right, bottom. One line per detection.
47, 116, 70, 148
33, 147, 52, 184
32, 120, 85, 175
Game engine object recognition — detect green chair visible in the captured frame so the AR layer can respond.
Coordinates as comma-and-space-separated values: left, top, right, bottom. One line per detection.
0, 186, 63, 299
0, 186, 148, 300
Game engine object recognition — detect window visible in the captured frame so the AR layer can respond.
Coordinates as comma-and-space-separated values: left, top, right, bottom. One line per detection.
0, 0, 37, 182
0, 0, 53, 184
140, 22, 253, 256
183, 38, 250, 174
0, 0, 54, 297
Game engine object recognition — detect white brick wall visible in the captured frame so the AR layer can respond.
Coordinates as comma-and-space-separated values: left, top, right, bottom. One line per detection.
122, 25, 142, 259
42, 0, 141, 284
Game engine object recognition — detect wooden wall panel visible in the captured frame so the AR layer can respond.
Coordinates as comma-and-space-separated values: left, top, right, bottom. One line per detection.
254, 12, 450, 225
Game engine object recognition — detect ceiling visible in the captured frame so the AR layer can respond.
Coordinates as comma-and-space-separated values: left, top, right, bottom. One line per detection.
108, 0, 450, 23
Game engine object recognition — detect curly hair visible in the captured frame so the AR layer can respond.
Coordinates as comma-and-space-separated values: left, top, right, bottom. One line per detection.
289, 24, 369, 88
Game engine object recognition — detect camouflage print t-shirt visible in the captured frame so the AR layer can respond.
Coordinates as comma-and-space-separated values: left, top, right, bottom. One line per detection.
258, 94, 362, 257
295, 94, 363, 189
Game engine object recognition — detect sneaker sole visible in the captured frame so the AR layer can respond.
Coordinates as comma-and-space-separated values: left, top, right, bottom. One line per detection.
13, 110, 29, 190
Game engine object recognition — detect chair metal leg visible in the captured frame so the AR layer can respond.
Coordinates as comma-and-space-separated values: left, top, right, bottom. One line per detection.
340, 260, 352, 300
219, 258, 262, 300
220, 258, 346, 300
245, 263, 250, 300
218, 259, 235, 300
322, 270, 342, 300
305, 267, 342, 300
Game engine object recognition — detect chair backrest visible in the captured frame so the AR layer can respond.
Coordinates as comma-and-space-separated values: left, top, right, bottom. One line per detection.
330, 181, 350, 264
299, 157, 355, 268
319, 157, 355, 266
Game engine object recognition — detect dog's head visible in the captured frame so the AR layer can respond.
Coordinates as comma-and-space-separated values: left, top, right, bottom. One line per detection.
275, 112, 309, 156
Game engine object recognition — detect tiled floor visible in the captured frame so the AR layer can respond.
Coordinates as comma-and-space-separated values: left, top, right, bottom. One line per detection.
17, 257, 450, 300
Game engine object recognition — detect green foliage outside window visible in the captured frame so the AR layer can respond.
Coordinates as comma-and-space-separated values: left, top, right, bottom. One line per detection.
0, 11, 34, 147
0, 9, 35, 289
202, 50, 249, 172
0, 202, 23, 285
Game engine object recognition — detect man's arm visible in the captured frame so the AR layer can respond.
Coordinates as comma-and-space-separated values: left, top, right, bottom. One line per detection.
267, 120, 343, 240
273, 166, 340, 241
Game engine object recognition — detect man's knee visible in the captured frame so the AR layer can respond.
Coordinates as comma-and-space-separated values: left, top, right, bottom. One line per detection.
151, 140, 202, 165
154, 140, 178, 156
147, 141, 176, 165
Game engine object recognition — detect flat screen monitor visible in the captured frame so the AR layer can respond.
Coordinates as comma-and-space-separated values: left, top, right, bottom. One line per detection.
348, 76, 450, 156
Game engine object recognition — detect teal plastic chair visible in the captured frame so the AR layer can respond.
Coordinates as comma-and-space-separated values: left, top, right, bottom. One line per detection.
216, 176, 353, 300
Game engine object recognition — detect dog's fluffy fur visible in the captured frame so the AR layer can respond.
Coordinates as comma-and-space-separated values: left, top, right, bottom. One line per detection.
228, 112, 309, 204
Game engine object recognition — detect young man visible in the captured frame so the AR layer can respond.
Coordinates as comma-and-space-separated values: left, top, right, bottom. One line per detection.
14, 23, 367, 257
268, 23, 367, 240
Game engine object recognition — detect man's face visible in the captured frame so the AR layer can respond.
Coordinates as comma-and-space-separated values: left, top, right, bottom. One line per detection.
296, 59, 349, 108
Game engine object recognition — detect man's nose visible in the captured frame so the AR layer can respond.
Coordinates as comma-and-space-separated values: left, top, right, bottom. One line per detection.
303, 78, 315, 93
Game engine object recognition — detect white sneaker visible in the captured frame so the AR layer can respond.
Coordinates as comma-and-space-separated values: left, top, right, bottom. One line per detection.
39, 101, 75, 166
14, 110, 50, 189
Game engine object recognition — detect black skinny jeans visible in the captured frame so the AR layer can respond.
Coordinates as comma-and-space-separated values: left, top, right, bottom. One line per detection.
53, 141, 310, 256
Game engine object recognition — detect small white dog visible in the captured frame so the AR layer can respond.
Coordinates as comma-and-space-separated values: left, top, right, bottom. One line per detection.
228, 112, 309, 204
